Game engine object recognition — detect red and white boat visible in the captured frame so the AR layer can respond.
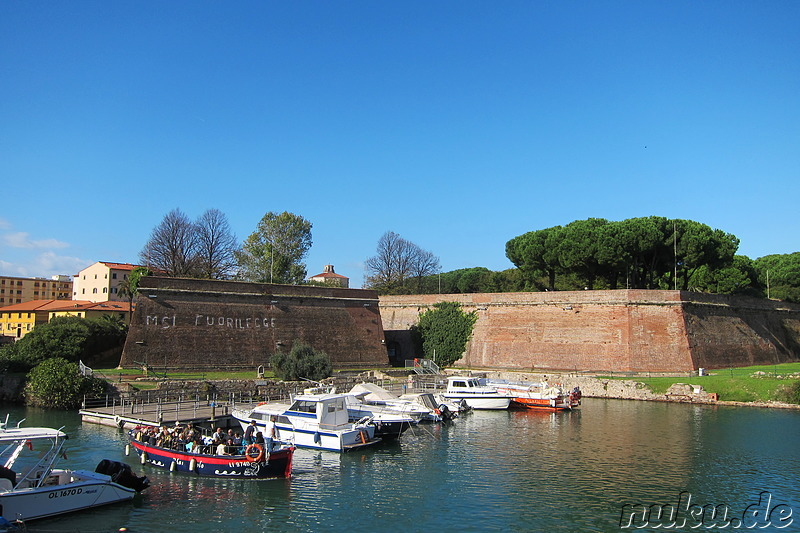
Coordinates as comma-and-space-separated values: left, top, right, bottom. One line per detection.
487, 380, 581, 410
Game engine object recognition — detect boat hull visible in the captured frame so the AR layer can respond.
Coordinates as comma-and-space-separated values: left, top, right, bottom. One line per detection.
129, 439, 294, 478
0, 474, 136, 522
441, 394, 511, 410
510, 397, 573, 410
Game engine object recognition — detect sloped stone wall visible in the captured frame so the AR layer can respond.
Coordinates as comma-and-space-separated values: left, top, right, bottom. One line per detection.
380, 291, 800, 372
120, 277, 388, 370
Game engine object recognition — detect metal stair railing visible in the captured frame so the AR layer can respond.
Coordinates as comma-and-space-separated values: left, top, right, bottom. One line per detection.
405, 358, 441, 375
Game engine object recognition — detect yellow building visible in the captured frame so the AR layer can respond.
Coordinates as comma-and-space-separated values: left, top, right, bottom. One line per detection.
0, 275, 72, 307
0, 300, 131, 340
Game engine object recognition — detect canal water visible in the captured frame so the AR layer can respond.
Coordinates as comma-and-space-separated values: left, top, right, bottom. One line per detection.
4, 399, 799, 532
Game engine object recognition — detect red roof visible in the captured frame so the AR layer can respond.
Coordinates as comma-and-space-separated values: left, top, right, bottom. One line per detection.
311, 272, 349, 279
0, 300, 85, 312
0, 300, 131, 313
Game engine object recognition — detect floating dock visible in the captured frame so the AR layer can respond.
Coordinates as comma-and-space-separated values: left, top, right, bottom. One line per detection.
80, 399, 237, 430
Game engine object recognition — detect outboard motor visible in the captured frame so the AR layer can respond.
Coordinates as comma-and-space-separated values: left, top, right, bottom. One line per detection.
96, 460, 150, 492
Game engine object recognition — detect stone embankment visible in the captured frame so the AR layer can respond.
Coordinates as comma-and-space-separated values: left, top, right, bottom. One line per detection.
473, 370, 800, 409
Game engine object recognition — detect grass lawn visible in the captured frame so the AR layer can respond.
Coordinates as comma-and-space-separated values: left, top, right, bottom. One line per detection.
605, 362, 800, 403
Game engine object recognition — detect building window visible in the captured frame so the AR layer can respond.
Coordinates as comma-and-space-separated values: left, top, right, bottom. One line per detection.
93, 288, 98, 294
103, 287, 108, 293
82, 289, 86, 294
112, 273, 117, 279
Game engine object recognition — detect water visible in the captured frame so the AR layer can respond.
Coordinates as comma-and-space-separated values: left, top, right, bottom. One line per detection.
4, 400, 799, 532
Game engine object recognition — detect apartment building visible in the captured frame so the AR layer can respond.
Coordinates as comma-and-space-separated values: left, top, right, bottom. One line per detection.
0, 275, 72, 307
72, 262, 143, 302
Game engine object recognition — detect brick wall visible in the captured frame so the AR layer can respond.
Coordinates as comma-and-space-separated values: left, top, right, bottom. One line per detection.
120, 277, 388, 370
380, 290, 800, 372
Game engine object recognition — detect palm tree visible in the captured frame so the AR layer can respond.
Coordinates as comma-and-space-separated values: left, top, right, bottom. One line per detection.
117, 278, 135, 324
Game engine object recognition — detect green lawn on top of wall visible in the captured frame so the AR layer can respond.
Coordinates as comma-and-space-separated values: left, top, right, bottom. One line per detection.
603, 362, 800, 403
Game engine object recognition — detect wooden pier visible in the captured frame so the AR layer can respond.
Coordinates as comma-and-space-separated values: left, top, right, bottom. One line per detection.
80, 398, 239, 430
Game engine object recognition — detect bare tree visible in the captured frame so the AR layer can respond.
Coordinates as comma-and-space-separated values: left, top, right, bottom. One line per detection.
365, 231, 440, 294
410, 247, 441, 292
140, 208, 198, 277
195, 208, 238, 279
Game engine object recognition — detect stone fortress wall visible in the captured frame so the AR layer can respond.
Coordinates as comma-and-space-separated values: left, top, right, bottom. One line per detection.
120, 277, 388, 370
380, 290, 800, 372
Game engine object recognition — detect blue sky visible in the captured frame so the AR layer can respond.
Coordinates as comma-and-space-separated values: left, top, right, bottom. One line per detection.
2, 1, 798, 287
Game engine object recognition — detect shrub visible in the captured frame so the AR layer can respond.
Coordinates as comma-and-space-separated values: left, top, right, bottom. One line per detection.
414, 301, 478, 368
775, 380, 800, 404
269, 341, 332, 382
25, 357, 108, 409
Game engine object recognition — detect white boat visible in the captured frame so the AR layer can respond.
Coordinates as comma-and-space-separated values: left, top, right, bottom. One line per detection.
349, 383, 432, 421
397, 392, 460, 421
341, 395, 418, 439
441, 376, 513, 410
232, 392, 380, 452
0, 417, 149, 524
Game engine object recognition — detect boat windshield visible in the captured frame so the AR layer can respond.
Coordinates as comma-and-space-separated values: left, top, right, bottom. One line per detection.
289, 400, 318, 413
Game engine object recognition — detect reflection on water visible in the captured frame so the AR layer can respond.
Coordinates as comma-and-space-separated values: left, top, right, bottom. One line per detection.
3, 400, 798, 532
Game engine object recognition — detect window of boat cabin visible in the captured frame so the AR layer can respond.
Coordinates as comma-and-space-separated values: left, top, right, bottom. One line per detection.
452, 380, 468, 388
290, 400, 317, 413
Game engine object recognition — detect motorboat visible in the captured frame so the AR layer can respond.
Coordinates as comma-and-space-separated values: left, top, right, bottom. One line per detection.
126, 426, 295, 478
348, 383, 431, 422
232, 392, 380, 452
0, 417, 149, 524
397, 392, 460, 421
341, 395, 418, 440
441, 376, 513, 410
487, 379, 581, 410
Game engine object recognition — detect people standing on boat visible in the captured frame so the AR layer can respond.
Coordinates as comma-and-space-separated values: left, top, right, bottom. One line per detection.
212, 427, 226, 444
244, 420, 257, 445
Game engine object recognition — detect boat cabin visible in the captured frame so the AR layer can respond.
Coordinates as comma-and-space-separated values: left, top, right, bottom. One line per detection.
286, 394, 351, 429
446, 377, 484, 391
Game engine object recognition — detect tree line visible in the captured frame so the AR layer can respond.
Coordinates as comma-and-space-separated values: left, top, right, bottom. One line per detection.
140, 208, 313, 285
401, 217, 797, 302
140, 208, 798, 302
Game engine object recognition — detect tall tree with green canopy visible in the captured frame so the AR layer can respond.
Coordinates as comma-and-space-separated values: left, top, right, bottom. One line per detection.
556, 218, 608, 289
415, 302, 478, 368
754, 252, 800, 302
506, 225, 563, 290
236, 211, 313, 284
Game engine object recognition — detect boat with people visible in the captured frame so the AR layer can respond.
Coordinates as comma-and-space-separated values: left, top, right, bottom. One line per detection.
487, 379, 581, 410
441, 376, 513, 410
0, 416, 149, 524
126, 425, 295, 478
231, 392, 381, 452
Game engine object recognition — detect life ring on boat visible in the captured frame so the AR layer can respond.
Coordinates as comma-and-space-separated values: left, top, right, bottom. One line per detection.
245, 443, 265, 462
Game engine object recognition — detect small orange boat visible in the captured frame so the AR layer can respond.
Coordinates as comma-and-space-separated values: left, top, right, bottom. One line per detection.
488, 380, 581, 410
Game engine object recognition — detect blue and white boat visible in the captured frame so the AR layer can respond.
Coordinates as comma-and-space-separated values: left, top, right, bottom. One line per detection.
232, 392, 380, 452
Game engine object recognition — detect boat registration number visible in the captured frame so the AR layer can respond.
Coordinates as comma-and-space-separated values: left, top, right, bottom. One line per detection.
49, 488, 83, 499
